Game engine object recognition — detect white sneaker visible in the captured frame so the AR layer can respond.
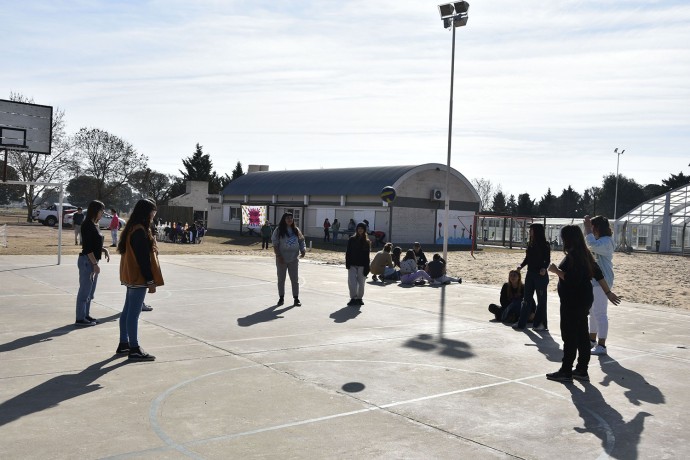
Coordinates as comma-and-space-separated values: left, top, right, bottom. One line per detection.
591, 344, 607, 355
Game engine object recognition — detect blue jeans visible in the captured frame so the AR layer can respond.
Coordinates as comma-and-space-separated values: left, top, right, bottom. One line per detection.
119, 287, 147, 347
518, 270, 549, 328
76, 255, 98, 321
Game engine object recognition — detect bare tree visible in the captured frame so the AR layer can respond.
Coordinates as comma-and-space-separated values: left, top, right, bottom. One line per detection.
72, 128, 147, 203
6, 93, 77, 221
471, 178, 495, 212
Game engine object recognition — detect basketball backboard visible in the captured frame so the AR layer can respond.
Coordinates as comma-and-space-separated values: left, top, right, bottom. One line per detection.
0, 99, 53, 154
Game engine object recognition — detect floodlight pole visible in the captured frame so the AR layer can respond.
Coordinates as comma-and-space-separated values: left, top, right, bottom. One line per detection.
613, 148, 624, 243
442, 19, 457, 263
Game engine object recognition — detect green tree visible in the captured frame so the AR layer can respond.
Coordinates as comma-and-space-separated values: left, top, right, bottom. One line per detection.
661, 172, 690, 191
0, 165, 23, 205
231, 161, 244, 180
72, 128, 147, 202
537, 188, 557, 216
66, 176, 100, 206
516, 193, 535, 215
180, 143, 214, 181
597, 174, 645, 218
507, 194, 517, 215
556, 186, 581, 217
491, 190, 507, 214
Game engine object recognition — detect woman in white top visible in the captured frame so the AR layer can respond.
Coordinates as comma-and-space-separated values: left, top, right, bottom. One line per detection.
584, 215, 615, 355
399, 249, 432, 285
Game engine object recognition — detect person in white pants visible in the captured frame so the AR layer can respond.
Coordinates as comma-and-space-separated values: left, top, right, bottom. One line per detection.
584, 215, 615, 355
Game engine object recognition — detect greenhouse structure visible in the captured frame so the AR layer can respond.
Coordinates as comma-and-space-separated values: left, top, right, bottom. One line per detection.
617, 183, 690, 254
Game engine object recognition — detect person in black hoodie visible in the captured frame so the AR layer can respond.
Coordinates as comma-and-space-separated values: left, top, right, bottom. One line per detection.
345, 222, 371, 307
546, 225, 600, 383
514, 223, 551, 331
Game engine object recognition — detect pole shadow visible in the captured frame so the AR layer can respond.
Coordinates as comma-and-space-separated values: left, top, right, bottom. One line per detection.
0, 355, 129, 427
567, 381, 652, 460
329, 306, 361, 323
237, 304, 295, 327
0, 264, 56, 273
0, 313, 121, 354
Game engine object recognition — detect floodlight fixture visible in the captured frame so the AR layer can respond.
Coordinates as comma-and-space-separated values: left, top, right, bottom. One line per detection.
438, 2, 469, 28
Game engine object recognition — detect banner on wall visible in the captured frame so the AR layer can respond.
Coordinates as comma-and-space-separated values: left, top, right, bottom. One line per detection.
435, 210, 475, 245
242, 205, 267, 228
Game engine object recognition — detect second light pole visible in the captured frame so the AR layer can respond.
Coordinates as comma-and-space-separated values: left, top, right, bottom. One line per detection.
613, 147, 625, 243
438, 1, 469, 262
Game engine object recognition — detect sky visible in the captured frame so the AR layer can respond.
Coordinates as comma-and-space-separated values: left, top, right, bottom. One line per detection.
3, 0, 690, 199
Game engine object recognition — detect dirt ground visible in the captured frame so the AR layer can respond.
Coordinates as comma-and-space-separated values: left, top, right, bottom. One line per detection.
1, 217, 688, 309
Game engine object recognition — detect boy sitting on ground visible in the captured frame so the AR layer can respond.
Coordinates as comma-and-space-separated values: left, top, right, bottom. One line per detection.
426, 253, 462, 285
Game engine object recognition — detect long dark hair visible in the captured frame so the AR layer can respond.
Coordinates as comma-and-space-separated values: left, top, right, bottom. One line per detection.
85, 200, 105, 223
507, 270, 524, 298
392, 246, 402, 267
353, 222, 370, 247
560, 225, 595, 278
528, 223, 547, 247
403, 249, 416, 262
591, 216, 613, 237
277, 212, 303, 239
117, 199, 157, 254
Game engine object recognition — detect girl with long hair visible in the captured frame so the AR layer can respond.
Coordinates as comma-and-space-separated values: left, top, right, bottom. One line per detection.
271, 212, 306, 306
117, 199, 163, 361
345, 222, 371, 306
75, 200, 110, 326
584, 215, 617, 355
515, 223, 551, 330
399, 249, 432, 285
546, 225, 597, 382
489, 270, 524, 323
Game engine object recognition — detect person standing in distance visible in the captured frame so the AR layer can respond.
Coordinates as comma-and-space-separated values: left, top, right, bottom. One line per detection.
72, 207, 85, 245
109, 208, 120, 247
271, 212, 306, 306
75, 200, 110, 327
117, 199, 163, 361
584, 215, 616, 355
345, 222, 371, 306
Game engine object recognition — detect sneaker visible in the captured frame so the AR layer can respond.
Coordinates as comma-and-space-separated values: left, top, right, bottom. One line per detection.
142, 303, 153, 311
572, 369, 590, 382
116, 342, 130, 354
533, 324, 547, 331
277, 297, 284, 306
128, 347, 155, 361
457, 278, 462, 284
357, 299, 364, 305
546, 370, 573, 382
75, 319, 96, 327
347, 298, 357, 307
293, 298, 301, 307
591, 344, 607, 355
85, 315, 99, 324
590, 340, 597, 348
488, 304, 500, 316
371, 275, 378, 282
511, 322, 524, 331
110, 244, 117, 247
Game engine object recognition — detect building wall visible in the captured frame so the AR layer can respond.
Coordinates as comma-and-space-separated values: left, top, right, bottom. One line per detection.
392, 206, 437, 244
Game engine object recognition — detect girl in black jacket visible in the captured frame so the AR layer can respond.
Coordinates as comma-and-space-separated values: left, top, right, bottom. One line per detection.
515, 223, 551, 330
345, 222, 371, 307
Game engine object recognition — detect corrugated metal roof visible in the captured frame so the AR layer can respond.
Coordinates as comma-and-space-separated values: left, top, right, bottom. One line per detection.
221, 165, 420, 196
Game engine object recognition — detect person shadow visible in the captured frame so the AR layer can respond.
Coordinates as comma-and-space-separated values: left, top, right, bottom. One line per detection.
567, 381, 652, 459
0, 355, 129, 427
237, 304, 295, 327
0, 313, 121, 354
597, 356, 665, 406
329, 306, 361, 323
523, 330, 562, 363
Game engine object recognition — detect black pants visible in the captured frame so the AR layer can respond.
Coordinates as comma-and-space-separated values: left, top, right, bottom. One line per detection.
262, 237, 270, 249
559, 304, 591, 373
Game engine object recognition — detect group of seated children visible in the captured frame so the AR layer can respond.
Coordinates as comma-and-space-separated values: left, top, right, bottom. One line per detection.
162, 221, 206, 244
369, 242, 462, 286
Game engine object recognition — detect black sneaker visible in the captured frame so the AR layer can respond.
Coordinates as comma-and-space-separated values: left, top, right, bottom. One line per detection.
85, 315, 99, 324
141, 303, 153, 311
75, 319, 96, 327
293, 298, 301, 306
488, 304, 500, 316
371, 275, 378, 281
347, 298, 357, 307
357, 299, 364, 305
128, 347, 155, 361
572, 369, 590, 382
546, 370, 573, 382
116, 342, 130, 354
277, 297, 284, 306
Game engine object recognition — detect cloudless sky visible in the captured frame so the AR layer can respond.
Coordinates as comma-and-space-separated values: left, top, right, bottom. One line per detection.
3, 0, 689, 199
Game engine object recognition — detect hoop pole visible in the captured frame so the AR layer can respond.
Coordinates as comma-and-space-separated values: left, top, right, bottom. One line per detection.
2, 149, 7, 182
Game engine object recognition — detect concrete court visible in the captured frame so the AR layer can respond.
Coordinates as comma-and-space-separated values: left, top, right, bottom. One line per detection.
0, 253, 687, 460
